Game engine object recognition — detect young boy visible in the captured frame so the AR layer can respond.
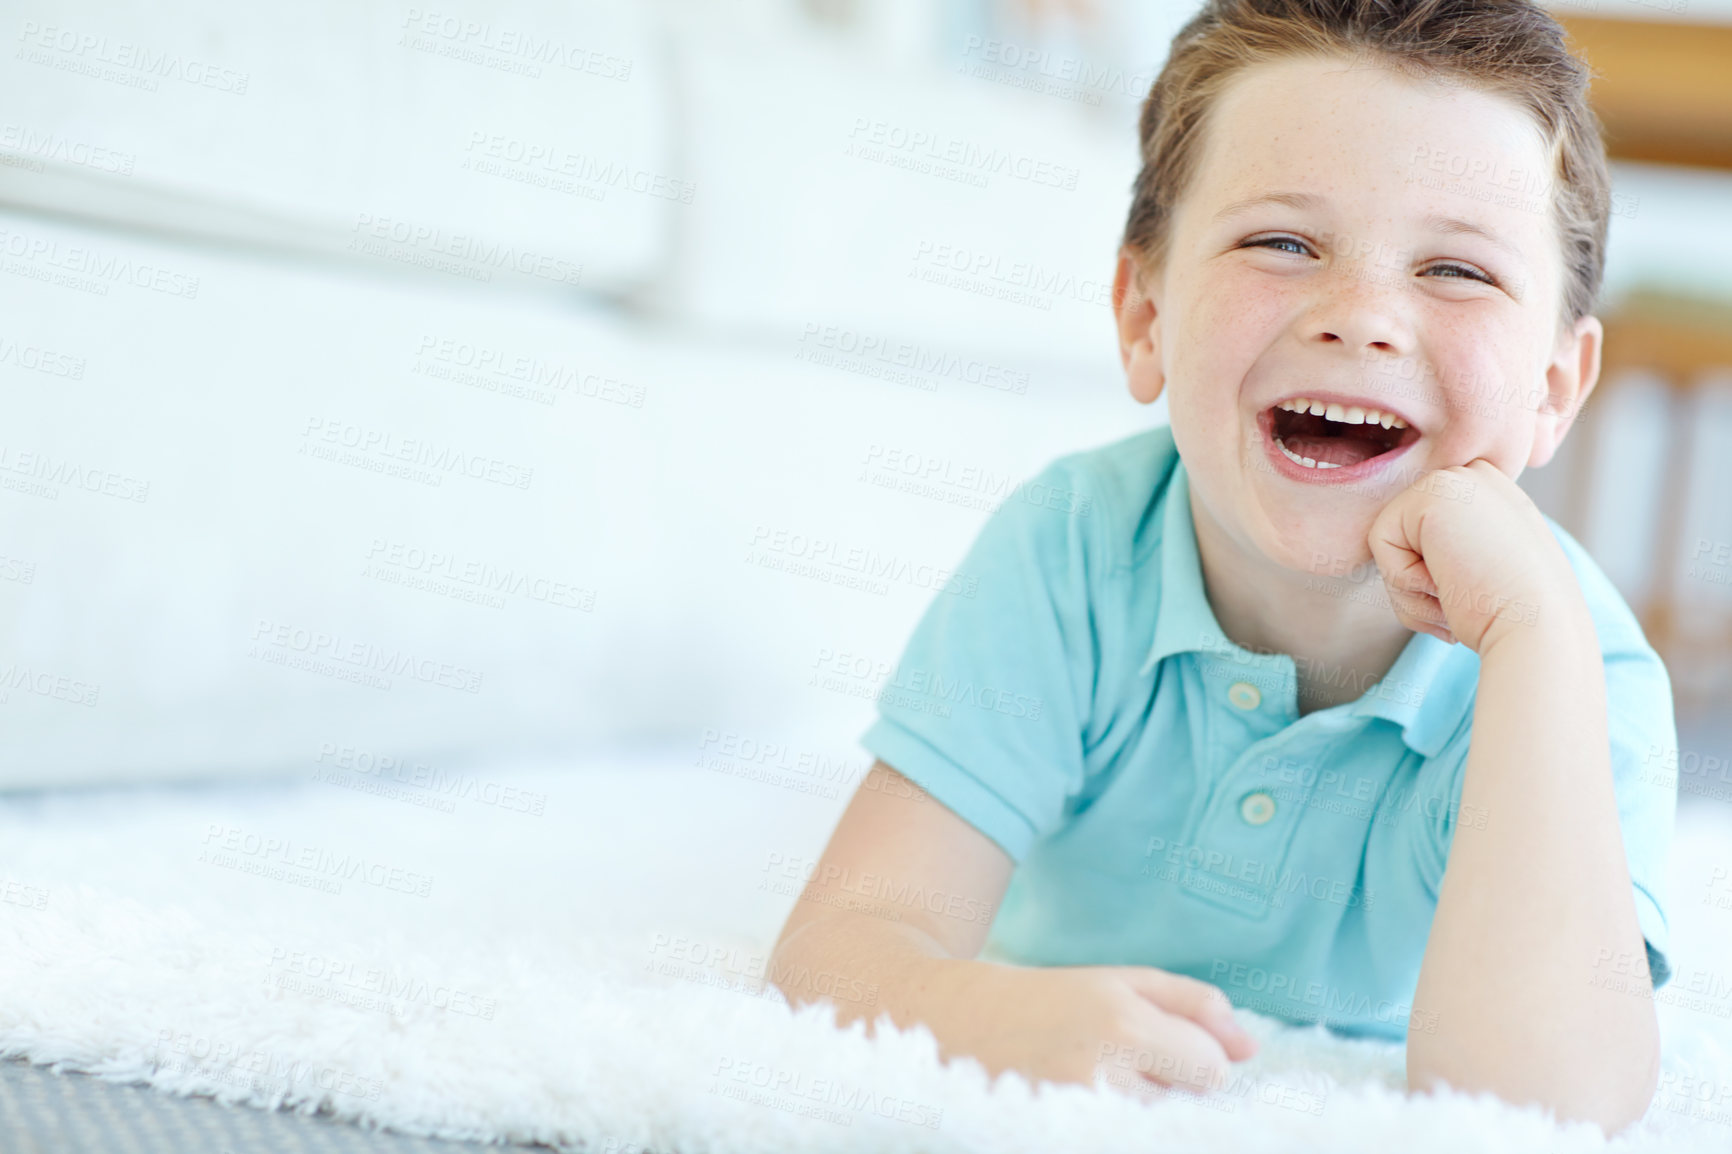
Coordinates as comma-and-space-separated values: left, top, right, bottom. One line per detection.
769, 0, 1675, 1135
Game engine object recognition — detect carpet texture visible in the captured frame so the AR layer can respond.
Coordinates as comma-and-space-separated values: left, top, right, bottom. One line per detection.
0, 748, 1728, 1153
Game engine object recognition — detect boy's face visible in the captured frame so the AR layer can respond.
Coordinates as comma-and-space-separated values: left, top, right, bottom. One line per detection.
1116, 54, 1601, 576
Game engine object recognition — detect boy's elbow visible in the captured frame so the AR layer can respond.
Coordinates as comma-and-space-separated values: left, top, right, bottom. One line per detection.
1406, 1004, 1662, 1129
1560, 1069, 1658, 1139
1565, 1052, 1660, 1138
1607, 1028, 1664, 1135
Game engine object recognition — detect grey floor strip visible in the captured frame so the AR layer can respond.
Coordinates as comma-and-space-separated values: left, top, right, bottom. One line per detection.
0, 1058, 549, 1154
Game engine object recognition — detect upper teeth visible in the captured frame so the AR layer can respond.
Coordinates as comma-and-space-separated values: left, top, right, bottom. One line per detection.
1277, 397, 1408, 429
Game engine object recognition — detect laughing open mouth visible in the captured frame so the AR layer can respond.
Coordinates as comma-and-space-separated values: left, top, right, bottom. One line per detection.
1268, 396, 1421, 471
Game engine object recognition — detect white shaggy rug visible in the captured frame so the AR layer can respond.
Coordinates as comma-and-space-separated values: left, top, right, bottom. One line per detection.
2, 744, 1731, 1153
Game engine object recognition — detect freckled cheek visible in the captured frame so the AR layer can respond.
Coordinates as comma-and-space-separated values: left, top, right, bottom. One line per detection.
1425, 320, 1541, 462
1173, 272, 1288, 395
1196, 271, 1287, 336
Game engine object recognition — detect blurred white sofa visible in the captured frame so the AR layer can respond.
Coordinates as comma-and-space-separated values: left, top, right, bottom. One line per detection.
0, 0, 1152, 786
0, 0, 676, 292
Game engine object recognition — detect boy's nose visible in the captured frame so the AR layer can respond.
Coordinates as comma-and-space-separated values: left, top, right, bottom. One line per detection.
1316, 326, 1400, 356
1305, 279, 1415, 360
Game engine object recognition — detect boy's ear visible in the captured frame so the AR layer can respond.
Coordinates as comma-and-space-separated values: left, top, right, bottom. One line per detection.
1113, 247, 1165, 406
1528, 314, 1603, 469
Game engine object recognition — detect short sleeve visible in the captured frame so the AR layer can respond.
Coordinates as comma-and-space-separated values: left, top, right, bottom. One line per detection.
858, 456, 1104, 863
1416, 521, 1678, 988
1598, 622, 1678, 988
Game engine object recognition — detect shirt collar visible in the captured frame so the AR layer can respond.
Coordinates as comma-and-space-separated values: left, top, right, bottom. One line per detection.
1139, 461, 1238, 677
1137, 454, 1477, 758
1347, 625, 1479, 757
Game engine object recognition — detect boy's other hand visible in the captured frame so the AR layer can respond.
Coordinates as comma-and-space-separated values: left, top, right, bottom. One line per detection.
1366, 459, 1583, 655
927, 960, 1259, 1096
772, 763, 1257, 1101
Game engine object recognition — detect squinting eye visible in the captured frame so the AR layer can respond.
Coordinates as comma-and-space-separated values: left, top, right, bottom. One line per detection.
1248, 236, 1311, 256
1423, 262, 1496, 285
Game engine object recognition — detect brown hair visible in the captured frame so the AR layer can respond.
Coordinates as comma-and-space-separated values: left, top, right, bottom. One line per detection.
1121, 0, 1610, 324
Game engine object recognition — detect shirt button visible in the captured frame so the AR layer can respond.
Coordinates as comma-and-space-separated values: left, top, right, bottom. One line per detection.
1240, 791, 1277, 826
1227, 681, 1262, 710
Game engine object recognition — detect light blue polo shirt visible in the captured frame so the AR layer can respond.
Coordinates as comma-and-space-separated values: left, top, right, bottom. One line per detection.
859, 423, 1676, 1040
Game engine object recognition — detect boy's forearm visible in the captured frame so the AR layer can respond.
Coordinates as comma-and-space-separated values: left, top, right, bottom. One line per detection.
1407, 604, 1660, 1133
769, 911, 970, 1033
